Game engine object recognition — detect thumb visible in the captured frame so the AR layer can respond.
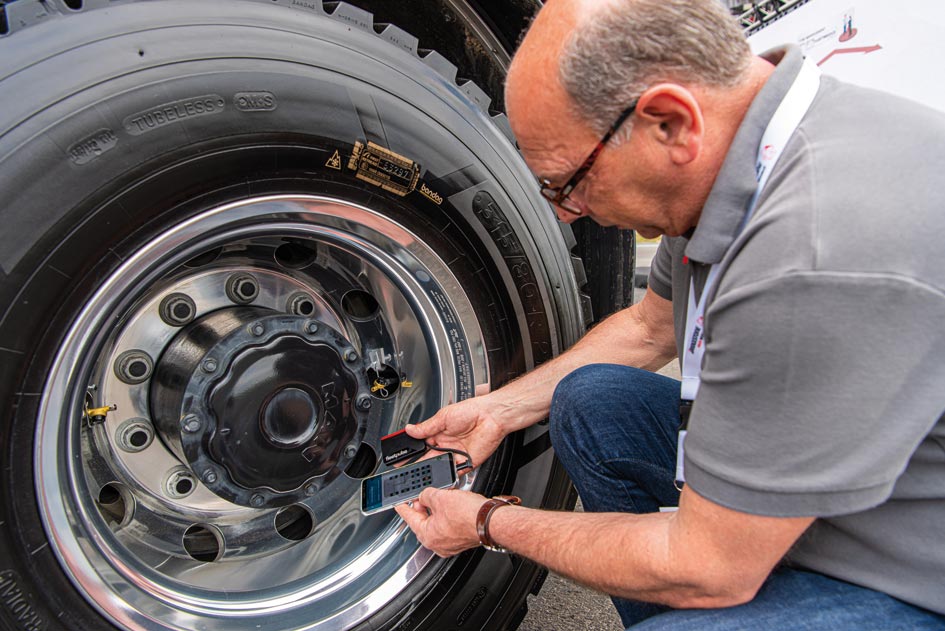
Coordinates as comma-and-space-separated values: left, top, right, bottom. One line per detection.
406, 415, 445, 439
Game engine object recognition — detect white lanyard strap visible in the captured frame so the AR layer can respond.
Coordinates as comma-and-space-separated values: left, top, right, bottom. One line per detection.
681, 59, 821, 404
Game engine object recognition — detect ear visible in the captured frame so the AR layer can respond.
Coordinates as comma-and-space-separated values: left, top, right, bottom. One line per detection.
634, 84, 704, 165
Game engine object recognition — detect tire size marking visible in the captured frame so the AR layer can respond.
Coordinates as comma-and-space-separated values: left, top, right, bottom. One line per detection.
472, 192, 553, 364
0, 571, 46, 631
68, 128, 118, 165
347, 141, 420, 197
122, 95, 225, 136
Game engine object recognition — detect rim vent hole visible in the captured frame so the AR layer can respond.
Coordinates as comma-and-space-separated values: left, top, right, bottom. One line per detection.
183, 525, 223, 563
341, 290, 379, 320
275, 505, 315, 541
96, 483, 131, 529
275, 242, 316, 269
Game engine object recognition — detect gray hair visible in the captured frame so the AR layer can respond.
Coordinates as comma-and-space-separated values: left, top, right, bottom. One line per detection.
559, 0, 752, 136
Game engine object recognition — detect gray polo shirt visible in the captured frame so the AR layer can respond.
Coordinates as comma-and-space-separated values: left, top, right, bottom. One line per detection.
649, 45, 945, 614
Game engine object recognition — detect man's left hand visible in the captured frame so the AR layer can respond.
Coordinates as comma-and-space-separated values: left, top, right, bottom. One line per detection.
395, 487, 487, 557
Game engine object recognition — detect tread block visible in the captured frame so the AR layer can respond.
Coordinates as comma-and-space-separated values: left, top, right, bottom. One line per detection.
375, 23, 418, 55
419, 49, 457, 83
5, 0, 52, 34
324, 1, 372, 32
458, 79, 491, 112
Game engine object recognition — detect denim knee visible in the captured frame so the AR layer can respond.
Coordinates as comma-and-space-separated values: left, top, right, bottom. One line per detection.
549, 364, 619, 458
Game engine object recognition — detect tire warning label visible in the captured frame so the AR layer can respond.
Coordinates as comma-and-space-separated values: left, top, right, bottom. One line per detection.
325, 150, 342, 170
347, 140, 419, 197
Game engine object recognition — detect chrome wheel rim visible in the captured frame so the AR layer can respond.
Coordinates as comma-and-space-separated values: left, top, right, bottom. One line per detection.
36, 195, 487, 630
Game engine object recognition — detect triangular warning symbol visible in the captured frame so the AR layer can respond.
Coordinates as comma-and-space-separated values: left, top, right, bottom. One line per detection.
326, 150, 342, 170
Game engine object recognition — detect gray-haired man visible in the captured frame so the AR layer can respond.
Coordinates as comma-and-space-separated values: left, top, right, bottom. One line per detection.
396, 0, 945, 628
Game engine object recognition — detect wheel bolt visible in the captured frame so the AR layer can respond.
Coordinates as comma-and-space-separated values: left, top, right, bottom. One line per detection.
306, 322, 319, 334
182, 415, 201, 433
344, 349, 359, 363
202, 358, 218, 373
356, 395, 372, 411
344, 444, 358, 459
250, 323, 265, 337
203, 470, 218, 484
250, 494, 265, 507
304, 483, 317, 496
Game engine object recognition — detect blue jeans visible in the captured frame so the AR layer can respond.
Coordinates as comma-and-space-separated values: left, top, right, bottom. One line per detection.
549, 364, 945, 630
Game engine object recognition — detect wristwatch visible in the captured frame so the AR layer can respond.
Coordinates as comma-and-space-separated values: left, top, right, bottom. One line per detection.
476, 495, 521, 553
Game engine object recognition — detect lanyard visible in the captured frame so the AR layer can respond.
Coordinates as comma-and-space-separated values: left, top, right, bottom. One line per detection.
675, 59, 821, 484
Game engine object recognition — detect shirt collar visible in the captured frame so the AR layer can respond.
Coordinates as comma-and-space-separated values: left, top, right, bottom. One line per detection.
684, 45, 805, 264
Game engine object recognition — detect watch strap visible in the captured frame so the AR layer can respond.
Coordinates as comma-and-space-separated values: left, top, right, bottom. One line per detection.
476, 495, 521, 553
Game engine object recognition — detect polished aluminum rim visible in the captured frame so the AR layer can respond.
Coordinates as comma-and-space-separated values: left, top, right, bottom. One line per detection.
35, 195, 487, 630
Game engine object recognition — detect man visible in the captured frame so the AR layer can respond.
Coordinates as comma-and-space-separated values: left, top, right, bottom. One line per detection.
395, 0, 945, 627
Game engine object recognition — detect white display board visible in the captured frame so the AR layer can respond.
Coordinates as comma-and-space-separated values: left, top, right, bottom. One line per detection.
748, 0, 945, 112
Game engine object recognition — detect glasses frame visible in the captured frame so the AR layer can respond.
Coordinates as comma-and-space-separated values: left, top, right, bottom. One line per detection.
539, 99, 639, 216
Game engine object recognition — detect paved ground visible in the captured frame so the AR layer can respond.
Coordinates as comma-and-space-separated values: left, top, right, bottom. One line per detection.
520, 285, 678, 631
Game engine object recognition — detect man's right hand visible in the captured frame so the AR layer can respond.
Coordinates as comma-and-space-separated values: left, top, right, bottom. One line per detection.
404, 393, 511, 470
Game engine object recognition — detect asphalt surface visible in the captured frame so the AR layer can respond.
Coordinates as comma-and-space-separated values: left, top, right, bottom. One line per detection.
520, 285, 678, 631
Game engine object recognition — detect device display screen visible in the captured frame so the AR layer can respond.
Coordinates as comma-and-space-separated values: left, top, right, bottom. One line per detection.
360, 453, 456, 515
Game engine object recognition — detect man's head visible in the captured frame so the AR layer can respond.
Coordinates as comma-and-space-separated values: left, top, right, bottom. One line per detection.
506, 0, 762, 235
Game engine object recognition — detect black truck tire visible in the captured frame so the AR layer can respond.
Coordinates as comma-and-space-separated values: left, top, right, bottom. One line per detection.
0, 1, 587, 630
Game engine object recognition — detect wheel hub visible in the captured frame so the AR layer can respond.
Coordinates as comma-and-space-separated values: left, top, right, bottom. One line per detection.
151, 307, 372, 508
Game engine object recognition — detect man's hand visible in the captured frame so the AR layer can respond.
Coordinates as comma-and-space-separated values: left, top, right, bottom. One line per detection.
404, 393, 510, 470
395, 488, 487, 557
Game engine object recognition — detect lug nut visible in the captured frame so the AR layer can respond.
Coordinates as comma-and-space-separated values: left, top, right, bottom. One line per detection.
159, 293, 197, 327
250, 494, 265, 508
116, 418, 155, 452
225, 273, 260, 304
287, 291, 318, 317
356, 395, 372, 411
202, 358, 218, 373
114, 350, 154, 385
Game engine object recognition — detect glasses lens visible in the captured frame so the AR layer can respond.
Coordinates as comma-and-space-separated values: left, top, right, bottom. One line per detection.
558, 198, 584, 216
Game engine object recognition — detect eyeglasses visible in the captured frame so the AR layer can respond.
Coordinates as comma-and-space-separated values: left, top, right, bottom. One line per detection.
538, 99, 639, 216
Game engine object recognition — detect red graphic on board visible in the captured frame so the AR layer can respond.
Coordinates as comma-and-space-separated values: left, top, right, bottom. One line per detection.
817, 44, 882, 66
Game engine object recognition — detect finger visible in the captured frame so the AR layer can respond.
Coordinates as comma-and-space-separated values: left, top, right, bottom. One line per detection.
406, 413, 446, 438
394, 502, 428, 531
417, 486, 445, 509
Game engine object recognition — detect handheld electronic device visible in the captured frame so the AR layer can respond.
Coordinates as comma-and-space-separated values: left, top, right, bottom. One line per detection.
360, 452, 457, 515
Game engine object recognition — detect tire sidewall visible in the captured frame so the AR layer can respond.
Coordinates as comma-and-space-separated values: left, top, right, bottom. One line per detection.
0, 2, 579, 630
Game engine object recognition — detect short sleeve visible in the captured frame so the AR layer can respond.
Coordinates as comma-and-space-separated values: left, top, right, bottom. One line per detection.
684, 272, 945, 517
647, 238, 674, 300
